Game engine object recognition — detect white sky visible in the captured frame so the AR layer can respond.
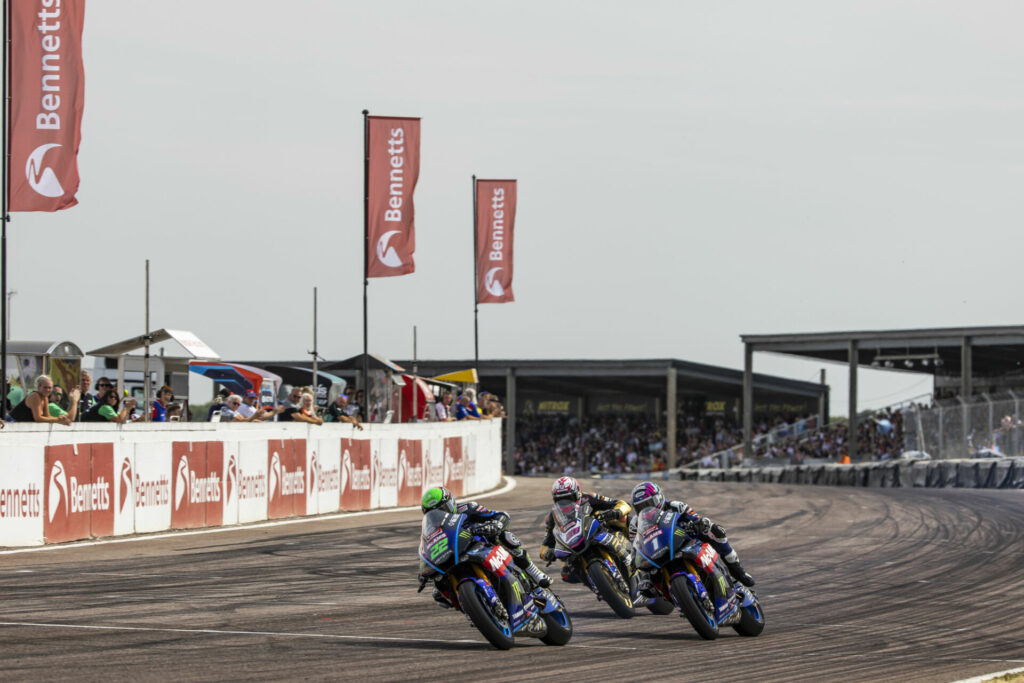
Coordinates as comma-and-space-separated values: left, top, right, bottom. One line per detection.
5, 1, 1022, 415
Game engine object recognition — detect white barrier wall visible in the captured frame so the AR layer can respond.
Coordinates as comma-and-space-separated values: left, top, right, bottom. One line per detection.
0, 420, 503, 548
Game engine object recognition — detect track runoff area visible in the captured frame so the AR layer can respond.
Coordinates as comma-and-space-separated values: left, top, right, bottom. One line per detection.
0, 477, 1021, 681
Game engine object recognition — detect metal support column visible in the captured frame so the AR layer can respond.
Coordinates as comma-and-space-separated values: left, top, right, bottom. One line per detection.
742, 343, 753, 461
848, 340, 859, 460
504, 366, 516, 475
666, 365, 677, 471
818, 368, 826, 432
961, 336, 972, 399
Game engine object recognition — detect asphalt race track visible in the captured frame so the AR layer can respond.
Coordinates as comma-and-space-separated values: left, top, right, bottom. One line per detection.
1, 477, 1022, 682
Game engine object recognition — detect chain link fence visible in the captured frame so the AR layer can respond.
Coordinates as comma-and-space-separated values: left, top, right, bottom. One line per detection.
904, 392, 1023, 459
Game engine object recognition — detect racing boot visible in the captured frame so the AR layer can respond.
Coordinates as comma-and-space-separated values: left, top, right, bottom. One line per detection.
723, 551, 755, 587
630, 570, 657, 607
524, 561, 552, 589
431, 587, 453, 609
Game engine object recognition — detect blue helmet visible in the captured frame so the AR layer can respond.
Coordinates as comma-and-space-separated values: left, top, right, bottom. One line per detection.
630, 482, 664, 512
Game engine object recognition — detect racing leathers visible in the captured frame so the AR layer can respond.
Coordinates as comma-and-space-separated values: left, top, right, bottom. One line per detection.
419, 501, 551, 608
539, 492, 634, 584
630, 499, 755, 590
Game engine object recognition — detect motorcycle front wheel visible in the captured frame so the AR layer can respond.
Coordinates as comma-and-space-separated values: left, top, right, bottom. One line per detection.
733, 594, 765, 637
587, 560, 634, 619
670, 574, 718, 640
540, 606, 573, 645
457, 580, 515, 650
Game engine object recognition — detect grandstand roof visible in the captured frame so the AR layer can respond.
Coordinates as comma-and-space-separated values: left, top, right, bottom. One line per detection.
740, 325, 1024, 378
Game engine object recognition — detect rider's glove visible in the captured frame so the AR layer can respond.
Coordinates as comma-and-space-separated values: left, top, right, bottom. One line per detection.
471, 521, 502, 539
595, 509, 619, 523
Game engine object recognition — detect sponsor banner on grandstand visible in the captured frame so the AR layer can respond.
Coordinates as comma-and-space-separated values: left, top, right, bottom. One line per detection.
590, 394, 655, 415
371, 438, 398, 509
0, 449, 45, 546
236, 440, 269, 524
475, 179, 516, 304
520, 395, 577, 416
341, 438, 371, 510
308, 439, 341, 515
753, 399, 817, 416
9, 0, 85, 211
268, 439, 307, 519
397, 439, 424, 507
43, 444, 113, 543
367, 116, 420, 278
443, 436, 464, 498
114, 449, 135, 537
171, 442, 225, 530
131, 442, 172, 534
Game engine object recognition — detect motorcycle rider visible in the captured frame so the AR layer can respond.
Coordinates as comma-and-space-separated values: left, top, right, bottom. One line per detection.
538, 476, 635, 585
629, 481, 755, 595
418, 486, 551, 609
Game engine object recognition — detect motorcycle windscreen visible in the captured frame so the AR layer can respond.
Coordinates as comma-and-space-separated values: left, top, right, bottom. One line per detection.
553, 501, 585, 548
635, 507, 672, 563
419, 509, 456, 568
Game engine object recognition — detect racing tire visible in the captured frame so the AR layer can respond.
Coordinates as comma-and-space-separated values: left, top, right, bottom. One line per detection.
670, 574, 718, 640
540, 608, 573, 645
587, 560, 634, 619
733, 596, 766, 637
647, 596, 675, 615
457, 580, 515, 650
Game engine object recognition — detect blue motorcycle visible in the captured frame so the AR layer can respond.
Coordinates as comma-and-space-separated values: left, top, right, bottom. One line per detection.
633, 507, 765, 639
419, 509, 573, 649
551, 500, 637, 619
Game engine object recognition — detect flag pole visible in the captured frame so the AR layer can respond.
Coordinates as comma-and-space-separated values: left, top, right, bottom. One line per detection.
1, 0, 10, 410
472, 174, 479, 372
362, 110, 369, 402
310, 286, 318, 398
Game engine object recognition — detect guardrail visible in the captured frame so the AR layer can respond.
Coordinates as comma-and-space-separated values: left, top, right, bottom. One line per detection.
0, 420, 503, 548
679, 457, 1024, 489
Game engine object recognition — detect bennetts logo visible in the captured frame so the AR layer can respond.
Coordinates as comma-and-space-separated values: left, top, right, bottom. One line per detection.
48, 460, 69, 522
376, 230, 403, 268
26, 143, 64, 197
484, 267, 504, 297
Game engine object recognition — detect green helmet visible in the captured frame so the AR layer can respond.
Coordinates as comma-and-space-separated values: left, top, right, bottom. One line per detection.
421, 487, 456, 515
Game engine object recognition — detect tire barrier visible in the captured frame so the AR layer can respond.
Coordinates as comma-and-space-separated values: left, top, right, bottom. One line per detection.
679, 457, 1024, 489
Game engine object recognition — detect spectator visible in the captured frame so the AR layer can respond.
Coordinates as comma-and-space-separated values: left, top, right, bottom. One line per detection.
82, 391, 136, 424
151, 385, 173, 422
291, 391, 323, 425
454, 392, 484, 421
350, 389, 367, 422
434, 389, 455, 421
8, 374, 78, 425
51, 385, 70, 412
236, 390, 268, 420
276, 385, 304, 422
166, 402, 183, 421
207, 387, 231, 421
326, 394, 363, 429
218, 394, 262, 422
77, 370, 96, 420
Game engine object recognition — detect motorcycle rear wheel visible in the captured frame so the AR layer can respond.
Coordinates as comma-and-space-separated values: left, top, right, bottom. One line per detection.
669, 574, 718, 640
587, 560, 634, 619
457, 580, 515, 650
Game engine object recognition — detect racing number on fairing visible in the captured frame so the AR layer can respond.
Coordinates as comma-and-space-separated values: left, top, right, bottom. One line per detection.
428, 536, 449, 561
484, 545, 513, 577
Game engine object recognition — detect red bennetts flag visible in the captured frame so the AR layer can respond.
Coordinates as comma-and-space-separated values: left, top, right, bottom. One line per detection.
476, 179, 516, 304
367, 116, 420, 278
9, 0, 86, 212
